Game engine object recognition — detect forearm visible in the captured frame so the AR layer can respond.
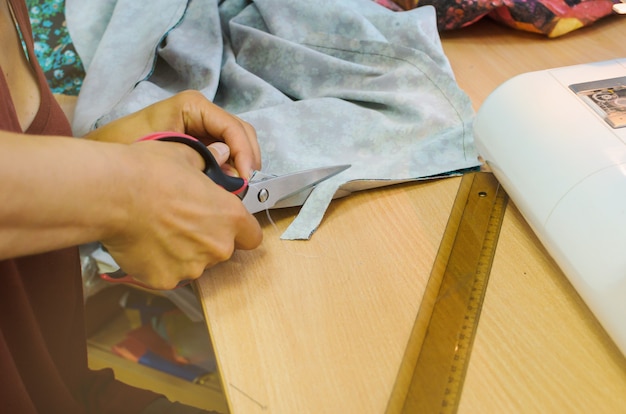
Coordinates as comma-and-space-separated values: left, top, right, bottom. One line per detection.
0, 131, 131, 259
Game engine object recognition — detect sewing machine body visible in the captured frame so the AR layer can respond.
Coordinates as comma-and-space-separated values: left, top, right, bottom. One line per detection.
474, 58, 626, 356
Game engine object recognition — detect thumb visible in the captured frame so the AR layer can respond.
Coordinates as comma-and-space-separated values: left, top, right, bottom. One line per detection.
207, 142, 231, 166
208, 141, 241, 177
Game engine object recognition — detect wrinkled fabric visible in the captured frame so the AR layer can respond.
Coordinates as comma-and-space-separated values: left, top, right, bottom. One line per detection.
67, 0, 479, 239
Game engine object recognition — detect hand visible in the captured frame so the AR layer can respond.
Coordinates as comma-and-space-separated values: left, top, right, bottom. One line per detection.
99, 139, 262, 290
86, 90, 261, 179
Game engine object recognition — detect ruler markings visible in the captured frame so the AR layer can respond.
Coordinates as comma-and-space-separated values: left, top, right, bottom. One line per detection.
386, 172, 509, 414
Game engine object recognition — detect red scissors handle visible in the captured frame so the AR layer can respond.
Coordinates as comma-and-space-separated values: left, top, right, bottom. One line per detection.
138, 132, 248, 195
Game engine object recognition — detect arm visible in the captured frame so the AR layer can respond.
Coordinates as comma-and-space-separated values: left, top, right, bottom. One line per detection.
0, 96, 262, 289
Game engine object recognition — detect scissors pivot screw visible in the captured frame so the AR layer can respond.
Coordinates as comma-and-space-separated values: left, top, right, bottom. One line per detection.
258, 188, 270, 203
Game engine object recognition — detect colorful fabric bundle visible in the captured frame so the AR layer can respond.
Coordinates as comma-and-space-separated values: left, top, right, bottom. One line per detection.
389, 0, 619, 37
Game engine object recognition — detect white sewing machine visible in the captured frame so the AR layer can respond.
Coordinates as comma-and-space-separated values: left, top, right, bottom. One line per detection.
474, 58, 626, 357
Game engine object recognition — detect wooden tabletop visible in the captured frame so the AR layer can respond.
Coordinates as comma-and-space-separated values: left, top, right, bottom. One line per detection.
197, 16, 626, 414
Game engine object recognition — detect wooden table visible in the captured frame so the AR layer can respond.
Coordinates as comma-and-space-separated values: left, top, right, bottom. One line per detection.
198, 16, 626, 413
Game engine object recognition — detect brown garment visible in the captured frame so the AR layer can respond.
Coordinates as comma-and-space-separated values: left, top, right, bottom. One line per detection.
0, 1, 160, 412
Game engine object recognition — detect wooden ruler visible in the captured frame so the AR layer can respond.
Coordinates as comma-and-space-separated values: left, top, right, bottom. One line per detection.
386, 172, 509, 414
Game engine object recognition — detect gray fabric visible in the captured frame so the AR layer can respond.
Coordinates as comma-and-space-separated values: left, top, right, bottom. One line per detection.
67, 0, 480, 239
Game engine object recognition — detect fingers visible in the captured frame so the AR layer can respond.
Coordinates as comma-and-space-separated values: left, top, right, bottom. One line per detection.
234, 209, 263, 251
86, 90, 262, 178
208, 142, 262, 249
232, 120, 261, 176
179, 91, 261, 178
200, 113, 260, 179
105, 203, 261, 291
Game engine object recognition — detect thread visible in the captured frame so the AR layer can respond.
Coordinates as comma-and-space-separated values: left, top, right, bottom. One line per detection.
251, 154, 337, 260
264, 205, 280, 233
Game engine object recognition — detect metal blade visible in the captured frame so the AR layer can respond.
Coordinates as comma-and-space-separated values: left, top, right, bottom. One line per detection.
242, 164, 350, 214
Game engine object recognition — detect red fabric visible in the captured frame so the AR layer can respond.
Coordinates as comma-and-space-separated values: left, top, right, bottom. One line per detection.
0, 1, 161, 412
388, 0, 618, 37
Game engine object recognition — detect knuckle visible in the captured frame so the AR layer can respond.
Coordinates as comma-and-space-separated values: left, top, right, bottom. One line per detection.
178, 90, 206, 108
186, 262, 208, 280
179, 89, 201, 100
214, 242, 235, 263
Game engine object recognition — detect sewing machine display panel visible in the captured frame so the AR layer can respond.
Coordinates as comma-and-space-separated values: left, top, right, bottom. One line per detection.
570, 76, 626, 129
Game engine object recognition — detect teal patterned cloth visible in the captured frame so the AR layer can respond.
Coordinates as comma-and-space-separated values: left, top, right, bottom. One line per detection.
68, 0, 480, 239
26, 0, 84, 95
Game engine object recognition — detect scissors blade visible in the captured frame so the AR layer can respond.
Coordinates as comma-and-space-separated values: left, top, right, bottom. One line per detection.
242, 164, 350, 214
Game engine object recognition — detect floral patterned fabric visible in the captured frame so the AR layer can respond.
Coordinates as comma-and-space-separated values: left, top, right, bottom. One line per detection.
386, 0, 619, 37
26, 0, 84, 95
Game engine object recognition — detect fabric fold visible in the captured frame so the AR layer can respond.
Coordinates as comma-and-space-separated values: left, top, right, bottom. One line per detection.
67, 0, 480, 239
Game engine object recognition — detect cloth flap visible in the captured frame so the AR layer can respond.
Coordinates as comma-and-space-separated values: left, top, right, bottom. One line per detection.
67, 0, 480, 239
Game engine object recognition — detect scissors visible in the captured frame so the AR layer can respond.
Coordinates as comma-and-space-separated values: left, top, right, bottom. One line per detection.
100, 132, 350, 288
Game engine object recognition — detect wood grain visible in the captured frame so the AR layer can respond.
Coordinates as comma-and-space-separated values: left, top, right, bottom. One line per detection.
198, 16, 626, 414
